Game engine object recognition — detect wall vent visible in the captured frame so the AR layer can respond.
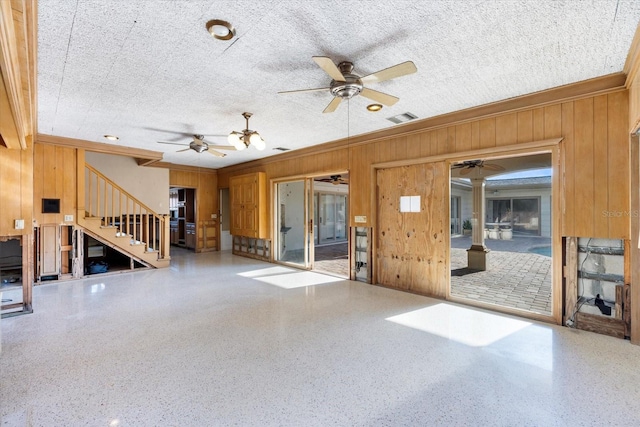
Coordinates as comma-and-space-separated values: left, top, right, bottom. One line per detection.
387, 112, 418, 124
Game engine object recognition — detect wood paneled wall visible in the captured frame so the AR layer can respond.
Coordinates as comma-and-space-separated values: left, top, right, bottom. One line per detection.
169, 168, 218, 252
220, 91, 630, 241
0, 142, 33, 236
364, 93, 628, 239
627, 24, 640, 133
32, 143, 77, 226
630, 136, 639, 345
376, 163, 448, 297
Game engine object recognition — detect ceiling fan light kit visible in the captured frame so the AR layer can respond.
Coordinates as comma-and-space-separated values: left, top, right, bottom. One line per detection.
228, 112, 266, 151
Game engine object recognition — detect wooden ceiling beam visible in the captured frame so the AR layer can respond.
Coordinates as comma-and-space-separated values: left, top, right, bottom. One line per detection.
0, 0, 33, 150
37, 133, 164, 164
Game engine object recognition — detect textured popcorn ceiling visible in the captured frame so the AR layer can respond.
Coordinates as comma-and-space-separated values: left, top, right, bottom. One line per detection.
37, 0, 640, 168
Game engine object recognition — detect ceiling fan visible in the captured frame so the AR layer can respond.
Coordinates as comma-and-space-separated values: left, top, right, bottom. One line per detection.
157, 134, 236, 157
278, 56, 417, 113
317, 175, 349, 185
452, 160, 505, 175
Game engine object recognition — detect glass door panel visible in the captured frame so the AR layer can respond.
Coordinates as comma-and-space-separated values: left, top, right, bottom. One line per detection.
275, 179, 312, 269
451, 196, 461, 235
335, 195, 347, 240
319, 194, 336, 244
314, 193, 319, 245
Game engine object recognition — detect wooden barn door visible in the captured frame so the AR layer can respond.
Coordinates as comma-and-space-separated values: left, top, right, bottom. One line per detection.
376, 162, 449, 297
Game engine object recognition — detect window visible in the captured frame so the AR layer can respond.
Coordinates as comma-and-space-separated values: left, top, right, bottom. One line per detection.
486, 197, 540, 235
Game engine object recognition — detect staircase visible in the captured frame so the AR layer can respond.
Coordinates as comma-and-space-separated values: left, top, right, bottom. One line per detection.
77, 164, 170, 268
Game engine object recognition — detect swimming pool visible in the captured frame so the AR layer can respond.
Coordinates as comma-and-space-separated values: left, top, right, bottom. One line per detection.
529, 246, 552, 257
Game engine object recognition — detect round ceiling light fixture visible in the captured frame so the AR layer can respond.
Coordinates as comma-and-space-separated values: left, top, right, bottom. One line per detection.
367, 104, 383, 112
205, 19, 236, 41
104, 134, 119, 141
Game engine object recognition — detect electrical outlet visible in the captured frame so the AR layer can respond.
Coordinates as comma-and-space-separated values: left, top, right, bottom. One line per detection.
64, 214, 74, 222
211, 213, 217, 219
14, 219, 24, 229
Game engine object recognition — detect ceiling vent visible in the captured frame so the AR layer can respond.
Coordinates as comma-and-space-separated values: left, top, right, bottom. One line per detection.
273, 147, 290, 151
387, 112, 418, 124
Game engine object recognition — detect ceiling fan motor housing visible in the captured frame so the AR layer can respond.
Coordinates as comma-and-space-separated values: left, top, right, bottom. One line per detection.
190, 141, 207, 153
330, 62, 363, 99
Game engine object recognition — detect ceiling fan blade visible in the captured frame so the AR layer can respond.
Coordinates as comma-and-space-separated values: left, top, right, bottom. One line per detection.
207, 145, 237, 151
278, 87, 330, 95
323, 97, 342, 114
158, 141, 188, 146
313, 56, 345, 81
483, 163, 505, 171
207, 149, 226, 158
360, 87, 399, 106
361, 61, 417, 84
176, 148, 191, 152
459, 167, 473, 175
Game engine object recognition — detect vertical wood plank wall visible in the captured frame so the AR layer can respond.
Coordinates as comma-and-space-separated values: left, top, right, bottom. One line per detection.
627, 40, 640, 345
32, 143, 78, 226
376, 163, 448, 297
0, 141, 33, 236
630, 136, 639, 345
169, 169, 218, 252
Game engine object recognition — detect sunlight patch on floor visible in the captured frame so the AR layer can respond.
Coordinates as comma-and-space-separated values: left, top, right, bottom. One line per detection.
238, 266, 296, 278
250, 270, 344, 289
386, 303, 532, 347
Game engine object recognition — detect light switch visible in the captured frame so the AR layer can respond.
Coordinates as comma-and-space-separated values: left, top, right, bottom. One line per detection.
354, 215, 367, 223
14, 219, 24, 229
64, 214, 74, 222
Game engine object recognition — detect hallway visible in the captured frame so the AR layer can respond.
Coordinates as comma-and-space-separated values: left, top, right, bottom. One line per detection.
1, 249, 639, 426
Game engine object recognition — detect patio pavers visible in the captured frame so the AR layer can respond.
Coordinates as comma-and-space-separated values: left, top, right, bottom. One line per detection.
450, 235, 552, 315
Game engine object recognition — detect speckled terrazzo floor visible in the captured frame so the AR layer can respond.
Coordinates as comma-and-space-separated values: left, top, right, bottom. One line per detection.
2, 248, 640, 426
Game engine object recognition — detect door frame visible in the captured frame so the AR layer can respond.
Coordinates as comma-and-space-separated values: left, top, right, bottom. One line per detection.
271, 171, 350, 271
371, 138, 563, 324
272, 177, 314, 270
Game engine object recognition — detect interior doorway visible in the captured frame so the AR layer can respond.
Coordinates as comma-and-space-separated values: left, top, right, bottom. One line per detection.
449, 152, 554, 317
169, 187, 196, 250
312, 174, 349, 277
219, 188, 232, 251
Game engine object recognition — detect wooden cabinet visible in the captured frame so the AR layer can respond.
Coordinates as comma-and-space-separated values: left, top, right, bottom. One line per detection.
170, 220, 179, 244
230, 172, 267, 238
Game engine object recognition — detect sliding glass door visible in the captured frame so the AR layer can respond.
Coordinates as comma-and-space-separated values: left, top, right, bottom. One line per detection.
315, 192, 348, 245
275, 179, 313, 269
